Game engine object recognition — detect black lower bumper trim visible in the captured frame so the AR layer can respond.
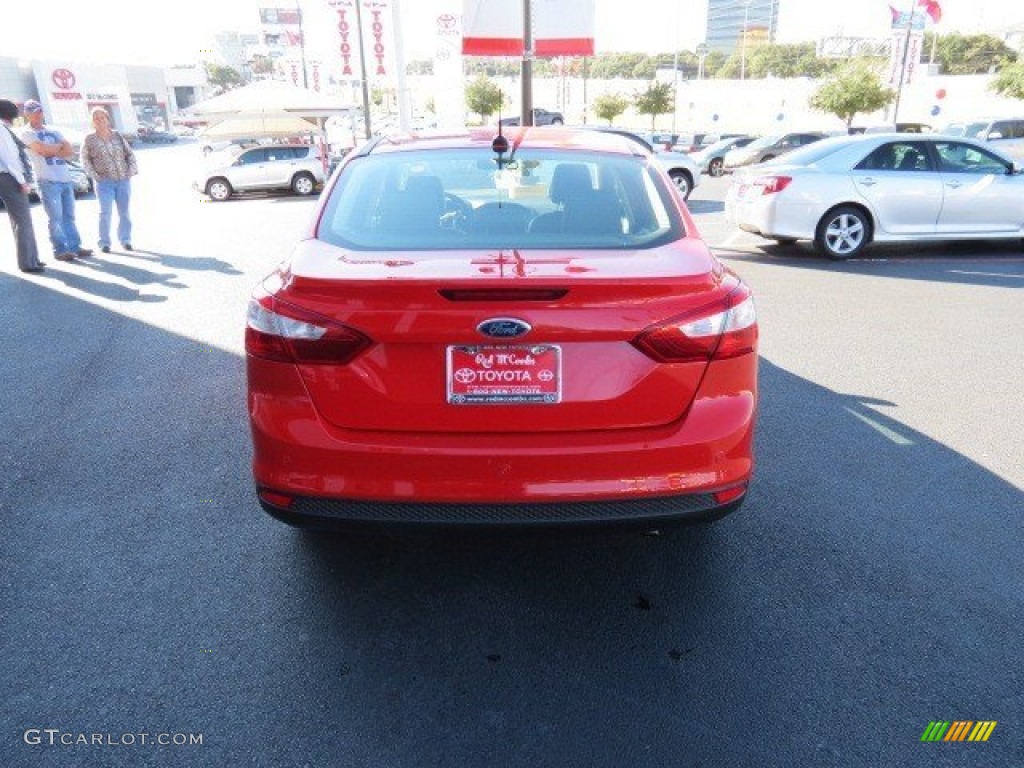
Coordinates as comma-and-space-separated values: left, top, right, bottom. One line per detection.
259, 490, 744, 530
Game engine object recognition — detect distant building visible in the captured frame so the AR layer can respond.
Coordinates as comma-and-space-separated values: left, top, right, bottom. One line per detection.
706, 0, 780, 55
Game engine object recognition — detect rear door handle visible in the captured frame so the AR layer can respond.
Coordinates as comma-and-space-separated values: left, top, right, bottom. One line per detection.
945, 181, 963, 189
858, 178, 877, 187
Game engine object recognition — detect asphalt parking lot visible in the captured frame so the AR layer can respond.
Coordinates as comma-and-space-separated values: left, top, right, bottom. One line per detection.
2, 141, 1022, 767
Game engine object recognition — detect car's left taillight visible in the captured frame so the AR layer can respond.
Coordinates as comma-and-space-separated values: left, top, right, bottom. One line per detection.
632, 285, 757, 364
751, 175, 792, 195
245, 294, 371, 365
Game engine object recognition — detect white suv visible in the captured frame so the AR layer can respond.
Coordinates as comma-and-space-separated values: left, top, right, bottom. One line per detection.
196, 144, 326, 201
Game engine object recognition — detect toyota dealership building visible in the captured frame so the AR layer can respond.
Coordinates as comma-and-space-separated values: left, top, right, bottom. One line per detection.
0, 56, 208, 137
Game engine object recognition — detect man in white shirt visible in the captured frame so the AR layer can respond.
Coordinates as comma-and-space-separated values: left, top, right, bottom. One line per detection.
20, 99, 91, 261
0, 98, 44, 273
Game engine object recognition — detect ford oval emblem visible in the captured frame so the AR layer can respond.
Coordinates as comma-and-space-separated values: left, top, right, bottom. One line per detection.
477, 318, 532, 339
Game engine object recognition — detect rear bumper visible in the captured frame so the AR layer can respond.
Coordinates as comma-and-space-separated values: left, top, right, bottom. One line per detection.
248, 353, 757, 526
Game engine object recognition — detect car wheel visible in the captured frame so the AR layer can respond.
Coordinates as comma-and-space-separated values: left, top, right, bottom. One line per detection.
815, 206, 871, 260
668, 170, 693, 199
708, 158, 724, 177
206, 178, 233, 201
551, 118, 563, 125
291, 172, 316, 196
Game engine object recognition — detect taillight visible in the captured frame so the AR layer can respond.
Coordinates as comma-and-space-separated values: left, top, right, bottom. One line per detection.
632, 285, 757, 363
245, 294, 371, 364
752, 176, 792, 195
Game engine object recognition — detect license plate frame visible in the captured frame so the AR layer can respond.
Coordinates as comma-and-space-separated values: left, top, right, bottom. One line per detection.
446, 345, 561, 405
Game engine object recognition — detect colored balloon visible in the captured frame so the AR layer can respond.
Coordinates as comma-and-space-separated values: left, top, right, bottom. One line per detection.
935, 88, 946, 99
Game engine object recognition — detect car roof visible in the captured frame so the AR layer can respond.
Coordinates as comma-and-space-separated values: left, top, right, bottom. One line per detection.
359, 127, 646, 157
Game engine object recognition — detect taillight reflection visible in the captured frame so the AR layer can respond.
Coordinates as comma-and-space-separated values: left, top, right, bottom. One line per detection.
245, 296, 371, 365
632, 286, 757, 363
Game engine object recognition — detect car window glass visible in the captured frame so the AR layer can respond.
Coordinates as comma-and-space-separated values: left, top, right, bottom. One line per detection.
239, 149, 267, 164
934, 141, 1008, 174
857, 141, 933, 172
318, 148, 683, 251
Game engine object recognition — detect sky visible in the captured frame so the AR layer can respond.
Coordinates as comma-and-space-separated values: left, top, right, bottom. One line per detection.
1, 0, 1022, 70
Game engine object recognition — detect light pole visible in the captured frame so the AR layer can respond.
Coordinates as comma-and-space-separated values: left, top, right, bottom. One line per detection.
740, 0, 752, 81
671, 0, 681, 134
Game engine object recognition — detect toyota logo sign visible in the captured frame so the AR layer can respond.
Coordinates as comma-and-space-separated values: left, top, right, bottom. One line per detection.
52, 68, 76, 90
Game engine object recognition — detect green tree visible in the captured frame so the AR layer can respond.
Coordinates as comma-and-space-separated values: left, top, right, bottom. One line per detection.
464, 75, 505, 123
204, 63, 244, 91
634, 82, 674, 130
809, 59, 895, 128
991, 59, 1024, 100
748, 43, 841, 79
248, 55, 274, 76
701, 51, 728, 78
927, 33, 1018, 75
593, 93, 629, 125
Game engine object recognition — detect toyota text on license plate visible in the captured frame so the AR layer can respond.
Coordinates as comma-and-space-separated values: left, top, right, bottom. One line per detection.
447, 345, 561, 404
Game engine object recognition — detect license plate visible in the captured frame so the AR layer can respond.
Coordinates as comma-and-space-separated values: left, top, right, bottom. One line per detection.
447, 345, 561, 404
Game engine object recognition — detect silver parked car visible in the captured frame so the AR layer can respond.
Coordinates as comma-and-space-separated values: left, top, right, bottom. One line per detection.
690, 135, 756, 177
723, 132, 829, 171
195, 144, 326, 201
725, 133, 1024, 259
585, 127, 702, 199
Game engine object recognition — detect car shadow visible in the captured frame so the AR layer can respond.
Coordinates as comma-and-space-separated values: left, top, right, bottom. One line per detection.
686, 198, 725, 214
716, 240, 1024, 289
284, 358, 1023, 766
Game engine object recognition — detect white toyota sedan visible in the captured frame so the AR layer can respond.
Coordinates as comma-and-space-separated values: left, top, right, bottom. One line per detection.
725, 133, 1024, 259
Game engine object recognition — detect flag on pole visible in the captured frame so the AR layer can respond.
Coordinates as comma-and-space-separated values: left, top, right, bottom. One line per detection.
461, 0, 595, 56
918, 0, 941, 23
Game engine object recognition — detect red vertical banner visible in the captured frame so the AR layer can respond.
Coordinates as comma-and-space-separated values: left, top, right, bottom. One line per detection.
329, 0, 355, 76
289, 61, 300, 86
311, 61, 321, 92
365, 1, 389, 76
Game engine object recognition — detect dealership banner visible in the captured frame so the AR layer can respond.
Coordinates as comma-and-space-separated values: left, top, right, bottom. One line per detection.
328, 1, 390, 76
461, 0, 595, 56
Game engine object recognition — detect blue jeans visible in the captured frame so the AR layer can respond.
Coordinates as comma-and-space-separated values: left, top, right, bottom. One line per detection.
38, 180, 82, 255
96, 178, 132, 248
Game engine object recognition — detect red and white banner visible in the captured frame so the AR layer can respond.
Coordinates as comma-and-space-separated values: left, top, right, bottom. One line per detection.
364, 1, 389, 76
887, 30, 925, 87
328, 1, 389, 76
462, 0, 595, 57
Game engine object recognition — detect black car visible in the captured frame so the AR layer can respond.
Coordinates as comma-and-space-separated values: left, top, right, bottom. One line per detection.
499, 108, 565, 127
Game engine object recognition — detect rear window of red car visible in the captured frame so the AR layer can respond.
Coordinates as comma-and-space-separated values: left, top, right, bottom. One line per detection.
317, 148, 684, 251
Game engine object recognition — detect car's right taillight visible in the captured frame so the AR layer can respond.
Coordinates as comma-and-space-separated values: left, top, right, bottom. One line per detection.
632, 285, 757, 364
245, 294, 371, 365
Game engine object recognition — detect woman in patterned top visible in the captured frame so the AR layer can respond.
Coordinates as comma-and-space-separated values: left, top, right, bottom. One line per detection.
81, 107, 138, 253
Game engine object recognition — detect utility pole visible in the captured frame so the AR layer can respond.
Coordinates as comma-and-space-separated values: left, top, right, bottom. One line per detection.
354, 0, 373, 139
521, 0, 534, 126
392, 0, 412, 131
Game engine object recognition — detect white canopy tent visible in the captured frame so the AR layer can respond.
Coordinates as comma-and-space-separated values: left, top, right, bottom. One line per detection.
185, 80, 354, 123
197, 111, 320, 141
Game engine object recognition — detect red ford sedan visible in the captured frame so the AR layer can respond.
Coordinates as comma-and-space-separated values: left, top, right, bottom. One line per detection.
246, 128, 758, 528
